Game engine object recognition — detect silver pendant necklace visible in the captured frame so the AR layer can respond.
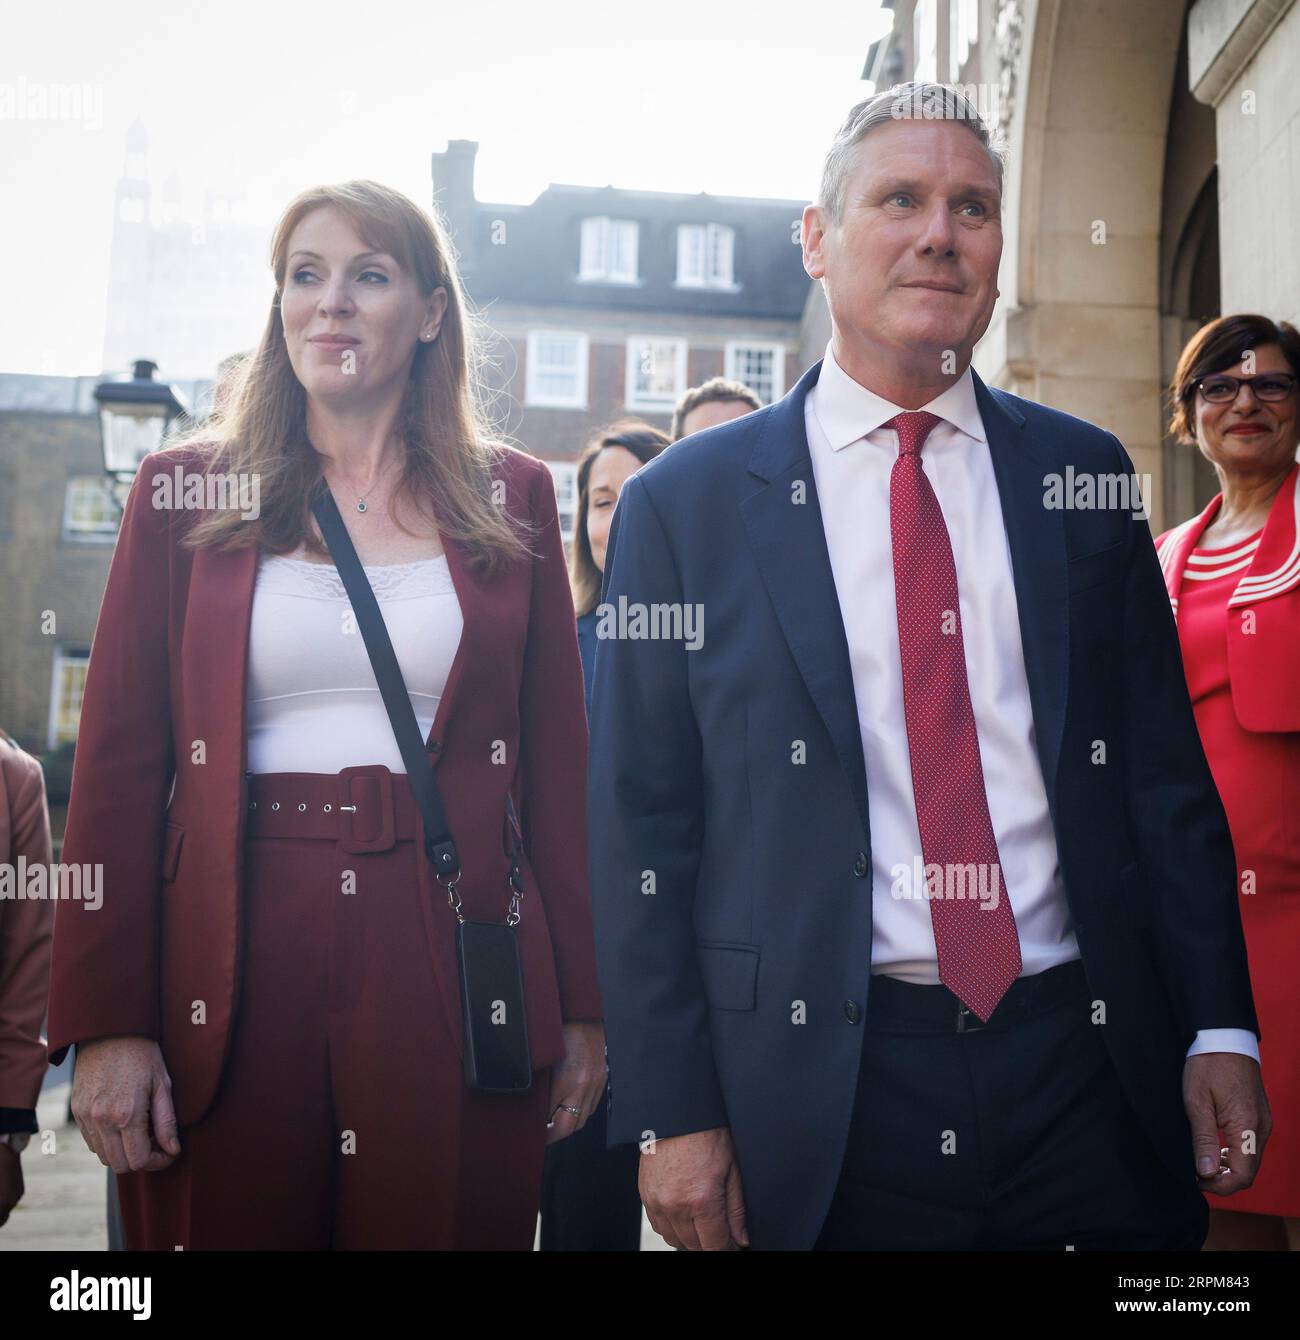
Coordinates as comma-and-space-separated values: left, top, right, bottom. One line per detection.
345, 478, 376, 513
328, 457, 391, 514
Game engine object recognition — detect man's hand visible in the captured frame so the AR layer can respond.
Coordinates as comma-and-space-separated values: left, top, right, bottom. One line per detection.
71, 1036, 181, 1174
545, 1021, 607, 1145
1184, 1052, 1271, 1195
640, 1126, 749, 1251
0, 1143, 24, 1226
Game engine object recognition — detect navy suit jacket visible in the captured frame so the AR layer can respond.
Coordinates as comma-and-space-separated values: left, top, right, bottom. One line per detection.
587, 358, 1258, 1251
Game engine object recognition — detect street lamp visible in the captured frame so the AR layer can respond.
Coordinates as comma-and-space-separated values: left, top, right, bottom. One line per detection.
94, 359, 190, 507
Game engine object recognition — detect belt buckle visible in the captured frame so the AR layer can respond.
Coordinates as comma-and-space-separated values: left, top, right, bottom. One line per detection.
337, 765, 396, 853
956, 1002, 984, 1034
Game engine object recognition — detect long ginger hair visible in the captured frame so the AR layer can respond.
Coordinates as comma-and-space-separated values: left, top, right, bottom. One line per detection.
175, 180, 530, 572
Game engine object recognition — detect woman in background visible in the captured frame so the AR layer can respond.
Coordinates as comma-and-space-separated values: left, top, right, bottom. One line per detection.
1158, 313, 1300, 1251
539, 420, 668, 1251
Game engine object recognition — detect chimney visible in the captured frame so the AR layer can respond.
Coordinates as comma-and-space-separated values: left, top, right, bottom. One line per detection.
431, 139, 479, 274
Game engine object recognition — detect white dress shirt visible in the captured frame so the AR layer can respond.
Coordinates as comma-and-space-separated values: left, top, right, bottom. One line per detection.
804, 343, 1257, 1061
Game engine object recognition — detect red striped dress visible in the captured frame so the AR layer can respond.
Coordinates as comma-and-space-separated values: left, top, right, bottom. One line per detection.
1176, 526, 1300, 1218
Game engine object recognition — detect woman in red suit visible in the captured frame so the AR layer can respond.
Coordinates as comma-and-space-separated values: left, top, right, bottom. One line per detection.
46, 180, 606, 1249
1158, 313, 1300, 1251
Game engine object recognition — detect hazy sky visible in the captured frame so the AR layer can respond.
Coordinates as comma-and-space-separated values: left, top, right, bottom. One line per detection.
2, 0, 889, 376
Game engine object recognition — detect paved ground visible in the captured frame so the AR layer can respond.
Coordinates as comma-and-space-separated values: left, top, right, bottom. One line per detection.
0, 1078, 107, 1251
2, 1067, 667, 1251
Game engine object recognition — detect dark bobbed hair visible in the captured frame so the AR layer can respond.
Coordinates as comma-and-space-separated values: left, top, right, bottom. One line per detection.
568, 419, 670, 617
1168, 313, 1300, 443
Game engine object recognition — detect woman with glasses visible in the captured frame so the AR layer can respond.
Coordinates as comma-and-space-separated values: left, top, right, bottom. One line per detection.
1157, 313, 1300, 1251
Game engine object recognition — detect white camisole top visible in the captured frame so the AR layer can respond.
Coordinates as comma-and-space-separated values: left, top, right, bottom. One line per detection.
245, 552, 464, 775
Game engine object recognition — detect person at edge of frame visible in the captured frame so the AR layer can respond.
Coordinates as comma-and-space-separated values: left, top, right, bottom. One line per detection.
588, 80, 1268, 1252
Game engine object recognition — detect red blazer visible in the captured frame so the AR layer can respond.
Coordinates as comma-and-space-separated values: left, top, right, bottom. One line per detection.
1156, 460, 1300, 732
47, 442, 603, 1127
0, 736, 53, 1113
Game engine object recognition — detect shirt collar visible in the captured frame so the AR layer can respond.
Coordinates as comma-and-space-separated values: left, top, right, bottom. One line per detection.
812, 341, 986, 451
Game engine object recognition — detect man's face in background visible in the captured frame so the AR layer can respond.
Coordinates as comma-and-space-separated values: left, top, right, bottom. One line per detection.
679, 396, 756, 440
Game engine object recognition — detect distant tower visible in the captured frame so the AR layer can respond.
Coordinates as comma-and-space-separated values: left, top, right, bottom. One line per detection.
160, 168, 184, 228
102, 119, 155, 375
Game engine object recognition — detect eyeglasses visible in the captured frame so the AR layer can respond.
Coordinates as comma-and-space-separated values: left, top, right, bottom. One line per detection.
1195, 372, 1298, 404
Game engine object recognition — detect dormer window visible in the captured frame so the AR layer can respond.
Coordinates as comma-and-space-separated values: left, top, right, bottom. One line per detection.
579, 216, 639, 283
676, 223, 734, 289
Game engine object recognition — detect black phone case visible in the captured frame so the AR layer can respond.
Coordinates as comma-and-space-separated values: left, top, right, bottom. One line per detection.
456, 919, 532, 1092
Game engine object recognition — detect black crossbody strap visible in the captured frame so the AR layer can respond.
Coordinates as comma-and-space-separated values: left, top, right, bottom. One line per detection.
310, 479, 460, 879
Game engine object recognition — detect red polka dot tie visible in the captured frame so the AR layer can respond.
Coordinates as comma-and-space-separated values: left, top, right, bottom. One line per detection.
887, 411, 1022, 1022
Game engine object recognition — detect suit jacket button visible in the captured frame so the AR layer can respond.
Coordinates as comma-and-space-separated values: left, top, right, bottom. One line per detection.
853, 852, 868, 878
429, 741, 442, 753
843, 1000, 861, 1024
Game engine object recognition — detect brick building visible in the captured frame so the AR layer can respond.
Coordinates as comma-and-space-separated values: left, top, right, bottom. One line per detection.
432, 140, 812, 539
0, 374, 213, 841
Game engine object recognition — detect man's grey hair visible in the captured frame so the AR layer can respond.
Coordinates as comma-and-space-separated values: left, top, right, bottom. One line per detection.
817, 81, 1008, 224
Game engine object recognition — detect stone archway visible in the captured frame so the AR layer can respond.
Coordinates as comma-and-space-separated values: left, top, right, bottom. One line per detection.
979, 0, 1192, 529
1160, 11, 1224, 522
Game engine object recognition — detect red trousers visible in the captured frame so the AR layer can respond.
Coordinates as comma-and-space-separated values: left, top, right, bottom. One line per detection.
118, 770, 553, 1249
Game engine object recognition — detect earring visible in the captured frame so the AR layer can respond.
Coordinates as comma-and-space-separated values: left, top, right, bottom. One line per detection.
420, 330, 435, 342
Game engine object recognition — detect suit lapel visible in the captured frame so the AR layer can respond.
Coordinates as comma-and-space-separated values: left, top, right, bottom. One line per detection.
974, 372, 1068, 813
741, 363, 1079, 836
740, 361, 871, 836
1158, 499, 1218, 619
181, 541, 257, 955
427, 533, 482, 752
187, 543, 258, 782
1229, 461, 1300, 608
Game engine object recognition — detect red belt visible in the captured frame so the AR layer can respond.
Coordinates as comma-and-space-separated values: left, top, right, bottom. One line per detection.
245, 765, 420, 853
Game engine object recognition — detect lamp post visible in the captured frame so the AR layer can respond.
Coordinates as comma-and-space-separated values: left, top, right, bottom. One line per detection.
94, 359, 190, 508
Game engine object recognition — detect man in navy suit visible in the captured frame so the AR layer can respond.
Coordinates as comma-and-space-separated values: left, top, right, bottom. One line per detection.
587, 82, 1270, 1251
